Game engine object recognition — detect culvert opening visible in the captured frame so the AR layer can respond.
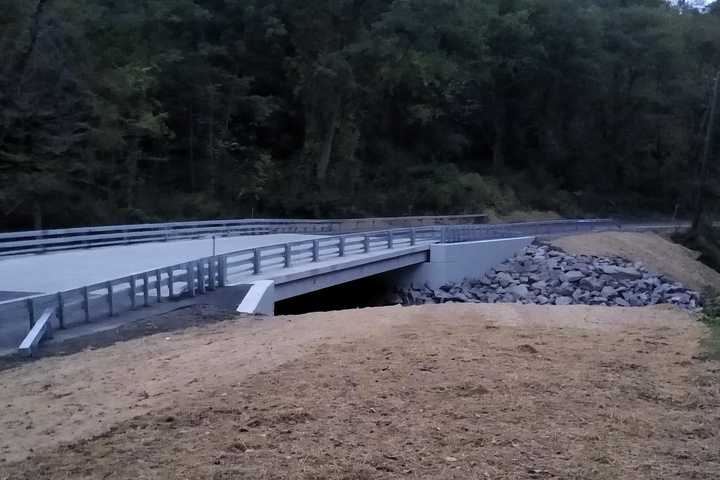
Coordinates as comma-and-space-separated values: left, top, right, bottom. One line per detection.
274, 273, 398, 315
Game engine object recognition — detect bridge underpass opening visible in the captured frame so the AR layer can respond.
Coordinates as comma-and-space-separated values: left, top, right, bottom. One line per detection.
274, 272, 401, 315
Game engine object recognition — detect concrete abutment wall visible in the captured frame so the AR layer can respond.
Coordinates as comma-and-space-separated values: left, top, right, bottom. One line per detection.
391, 237, 535, 290
229, 237, 535, 314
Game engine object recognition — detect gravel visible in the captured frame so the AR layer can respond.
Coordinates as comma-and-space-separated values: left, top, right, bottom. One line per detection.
396, 242, 702, 309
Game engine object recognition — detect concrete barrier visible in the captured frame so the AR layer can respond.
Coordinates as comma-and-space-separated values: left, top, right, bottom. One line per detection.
393, 236, 535, 289
236, 280, 275, 316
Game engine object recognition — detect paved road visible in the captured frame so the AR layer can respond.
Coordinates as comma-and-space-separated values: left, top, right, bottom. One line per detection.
0, 234, 324, 295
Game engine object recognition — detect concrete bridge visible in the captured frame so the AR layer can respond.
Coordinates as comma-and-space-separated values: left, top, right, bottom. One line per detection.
0, 218, 632, 355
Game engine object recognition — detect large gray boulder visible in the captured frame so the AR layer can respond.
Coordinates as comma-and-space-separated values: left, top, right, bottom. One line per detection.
564, 270, 585, 283
496, 272, 514, 288
507, 284, 530, 300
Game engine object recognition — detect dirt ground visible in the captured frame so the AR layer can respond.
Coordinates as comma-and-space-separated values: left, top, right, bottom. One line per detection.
1, 303, 718, 479
551, 231, 720, 293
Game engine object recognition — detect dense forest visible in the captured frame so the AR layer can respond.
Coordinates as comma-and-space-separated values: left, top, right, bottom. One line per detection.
1, 0, 720, 229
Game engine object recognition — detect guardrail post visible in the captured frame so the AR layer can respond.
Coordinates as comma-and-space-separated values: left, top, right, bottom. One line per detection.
107, 282, 114, 316
56, 292, 65, 329
168, 268, 175, 297
218, 257, 227, 287
187, 263, 196, 296
142, 272, 150, 307
410, 229, 417, 246
129, 275, 137, 309
208, 259, 216, 290
83, 287, 90, 323
155, 270, 162, 301
363, 235, 370, 253
253, 249, 262, 274
37, 230, 46, 254
26, 298, 35, 329
387, 231, 393, 249
197, 261, 206, 294
312, 240, 320, 262
284, 244, 292, 268
339, 237, 346, 257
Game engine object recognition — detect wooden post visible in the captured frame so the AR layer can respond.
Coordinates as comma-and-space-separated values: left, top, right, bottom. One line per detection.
107, 282, 114, 316
56, 292, 65, 329
83, 287, 90, 323
142, 272, 150, 307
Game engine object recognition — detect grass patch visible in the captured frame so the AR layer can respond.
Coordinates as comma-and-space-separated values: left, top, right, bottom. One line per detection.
700, 289, 720, 360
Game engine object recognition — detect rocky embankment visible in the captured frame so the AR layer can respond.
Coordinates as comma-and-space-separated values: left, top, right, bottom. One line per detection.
397, 243, 701, 309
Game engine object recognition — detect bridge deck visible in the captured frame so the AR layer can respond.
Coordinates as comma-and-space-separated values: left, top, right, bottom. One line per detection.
0, 234, 324, 295
0, 239, 432, 354
239, 243, 433, 301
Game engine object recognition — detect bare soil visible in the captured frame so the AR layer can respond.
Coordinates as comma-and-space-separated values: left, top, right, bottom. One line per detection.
552, 231, 720, 292
1, 303, 718, 479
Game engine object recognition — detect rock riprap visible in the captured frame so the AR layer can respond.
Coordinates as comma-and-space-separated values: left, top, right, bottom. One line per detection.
397, 243, 701, 309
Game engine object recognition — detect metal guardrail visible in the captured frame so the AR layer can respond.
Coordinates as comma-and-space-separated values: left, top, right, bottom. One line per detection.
0, 219, 340, 256
0, 227, 440, 348
440, 219, 619, 243
0, 218, 649, 352
334, 214, 488, 233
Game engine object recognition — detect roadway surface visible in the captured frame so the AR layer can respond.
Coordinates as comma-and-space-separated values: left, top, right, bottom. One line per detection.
0, 234, 324, 296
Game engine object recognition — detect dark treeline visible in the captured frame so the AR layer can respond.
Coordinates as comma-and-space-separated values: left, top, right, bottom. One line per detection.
1, 0, 720, 229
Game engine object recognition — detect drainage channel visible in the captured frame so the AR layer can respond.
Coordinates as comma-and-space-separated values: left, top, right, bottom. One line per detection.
274, 273, 398, 315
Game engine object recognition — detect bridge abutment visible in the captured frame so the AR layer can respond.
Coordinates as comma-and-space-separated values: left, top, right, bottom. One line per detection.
392, 237, 535, 290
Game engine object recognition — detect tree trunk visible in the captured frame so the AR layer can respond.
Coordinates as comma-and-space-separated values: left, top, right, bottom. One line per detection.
492, 108, 505, 172
14, 0, 49, 78
188, 103, 196, 192
126, 146, 139, 210
207, 87, 217, 193
33, 200, 43, 230
692, 71, 720, 233
315, 95, 341, 182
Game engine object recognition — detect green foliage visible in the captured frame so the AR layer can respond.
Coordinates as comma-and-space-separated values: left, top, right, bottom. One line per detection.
1, 0, 720, 228
700, 288, 720, 360
702, 290, 720, 325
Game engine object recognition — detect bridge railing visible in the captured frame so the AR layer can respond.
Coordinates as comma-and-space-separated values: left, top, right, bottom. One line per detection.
0, 226, 440, 349
439, 219, 619, 243
0, 219, 340, 257
0, 218, 624, 351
